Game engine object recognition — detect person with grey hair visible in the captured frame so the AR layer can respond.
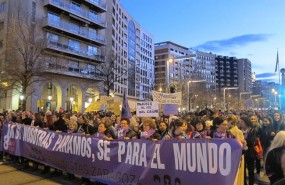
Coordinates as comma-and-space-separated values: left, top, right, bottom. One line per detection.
272, 151, 285, 185
265, 131, 285, 184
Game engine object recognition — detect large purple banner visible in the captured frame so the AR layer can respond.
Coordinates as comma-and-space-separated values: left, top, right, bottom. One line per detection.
2, 123, 242, 185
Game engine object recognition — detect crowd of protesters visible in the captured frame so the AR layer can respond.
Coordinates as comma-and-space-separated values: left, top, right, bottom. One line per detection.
1, 108, 285, 185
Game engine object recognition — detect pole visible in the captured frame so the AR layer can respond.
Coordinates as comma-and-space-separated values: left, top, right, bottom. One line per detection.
188, 82, 190, 112
223, 88, 226, 111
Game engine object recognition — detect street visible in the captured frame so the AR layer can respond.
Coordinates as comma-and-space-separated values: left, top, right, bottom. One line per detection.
0, 161, 81, 185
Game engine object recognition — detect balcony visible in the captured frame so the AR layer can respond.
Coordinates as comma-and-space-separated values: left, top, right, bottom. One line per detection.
84, 0, 107, 12
44, 0, 106, 28
46, 40, 105, 63
44, 62, 104, 80
43, 18, 105, 46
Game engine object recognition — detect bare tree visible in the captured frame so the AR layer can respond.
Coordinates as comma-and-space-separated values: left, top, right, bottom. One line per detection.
96, 52, 127, 96
2, 7, 48, 111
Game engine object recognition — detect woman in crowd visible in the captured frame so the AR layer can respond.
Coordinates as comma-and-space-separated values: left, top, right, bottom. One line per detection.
95, 122, 114, 140
249, 114, 263, 180
130, 120, 141, 139
240, 116, 258, 185
210, 117, 232, 139
76, 114, 95, 135
140, 118, 161, 141
191, 118, 208, 139
118, 118, 138, 140
272, 111, 285, 134
68, 114, 78, 133
52, 113, 68, 133
172, 119, 188, 139
265, 131, 285, 184
227, 115, 246, 143
158, 121, 171, 140
261, 116, 275, 156
32, 112, 44, 128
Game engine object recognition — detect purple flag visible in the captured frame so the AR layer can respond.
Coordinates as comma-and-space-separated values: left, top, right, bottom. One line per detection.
121, 90, 132, 118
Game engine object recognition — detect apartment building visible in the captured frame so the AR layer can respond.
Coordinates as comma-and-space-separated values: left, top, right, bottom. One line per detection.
154, 41, 193, 92
0, 0, 154, 112
105, 0, 154, 103
237, 58, 252, 93
215, 56, 239, 89
0, 0, 107, 112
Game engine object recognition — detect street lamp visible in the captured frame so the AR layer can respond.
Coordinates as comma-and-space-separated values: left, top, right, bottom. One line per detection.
168, 58, 174, 87
70, 97, 74, 112
88, 98, 92, 103
19, 95, 24, 111
47, 95, 52, 110
274, 91, 278, 108
223, 87, 238, 111
187, 80, 206, 111
239, 92, 252, 109
19, 95, 24, 101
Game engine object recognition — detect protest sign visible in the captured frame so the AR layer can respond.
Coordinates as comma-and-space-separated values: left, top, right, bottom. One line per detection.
136, 101, 159, 117
2, 123, 242, 185
152, 91, 182, 105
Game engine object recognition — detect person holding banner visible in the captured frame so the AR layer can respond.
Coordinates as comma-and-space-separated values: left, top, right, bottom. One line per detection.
141, 118, 161, 141
101, 117, 118, 139
76, 114, 95, 135
191, 118, 208, 139
95, 122, 115, 140
118, 118, 138, 140
52, 113, 68, 133
172, 119, 189, 139
158, 121, 171, 140
210, 117, 233, 139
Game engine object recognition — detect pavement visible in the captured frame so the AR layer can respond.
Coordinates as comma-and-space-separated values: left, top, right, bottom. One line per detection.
0, 160, 85, 185
0, 159, 271, 185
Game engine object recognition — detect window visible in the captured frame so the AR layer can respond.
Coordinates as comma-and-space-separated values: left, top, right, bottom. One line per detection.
87, 64, 95, 75
48, 12, 60, 25
89, 10, 98, 20
69, 21, 80, 33
68, 39, 80, 51
70, 1, 81, 13
47, 33, 59, 43
0, 2, 6, 13
31, 2, 36, 22
87, 45, 98, 56
68, 60, 79, 72
89, 28, 97, 38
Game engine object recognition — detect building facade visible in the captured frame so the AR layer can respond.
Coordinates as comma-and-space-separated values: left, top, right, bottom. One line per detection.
237, 58, 252, 93
105, 0, 154, 103
0, 0, 154, 112
154, 41, 193, 92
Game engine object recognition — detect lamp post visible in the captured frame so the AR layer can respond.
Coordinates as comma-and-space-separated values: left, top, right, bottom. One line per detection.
47, 95, 52, 110
88, 98, 92, 103
19, 95, 24, 111
223, 87, 238, 111
239, 92, 252, 109
279, 94, 281, 110
187, 80, 206, 111
168, 58, 174, 87
70, 97, 74, 112
274, 91, 278, 108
